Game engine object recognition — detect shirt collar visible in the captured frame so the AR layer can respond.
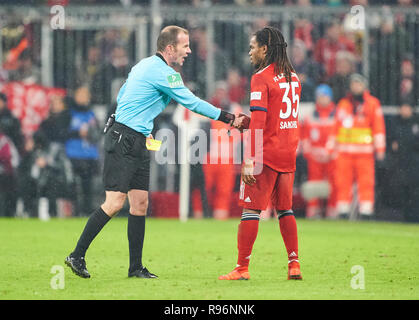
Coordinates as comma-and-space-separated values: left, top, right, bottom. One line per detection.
155, 53, 167, 65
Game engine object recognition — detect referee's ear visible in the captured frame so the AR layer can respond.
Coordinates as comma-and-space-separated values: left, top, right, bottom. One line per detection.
166, 44, 176, 56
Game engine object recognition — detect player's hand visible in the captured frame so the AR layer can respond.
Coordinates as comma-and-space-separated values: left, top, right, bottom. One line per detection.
241, 159, 256, 186
232, 113, 250, 132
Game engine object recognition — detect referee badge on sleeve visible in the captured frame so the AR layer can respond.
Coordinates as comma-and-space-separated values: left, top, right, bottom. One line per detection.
167, 73, 184, 88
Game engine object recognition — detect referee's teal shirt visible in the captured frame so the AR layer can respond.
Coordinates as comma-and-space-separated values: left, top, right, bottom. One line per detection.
115, 54, 221, 136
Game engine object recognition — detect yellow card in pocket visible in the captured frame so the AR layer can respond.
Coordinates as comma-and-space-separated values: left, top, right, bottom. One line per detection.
146, 138, 162, 151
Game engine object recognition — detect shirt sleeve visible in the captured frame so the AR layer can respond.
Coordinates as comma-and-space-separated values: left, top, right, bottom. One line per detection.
156, 70, 221, 121
249, 74, 268, 113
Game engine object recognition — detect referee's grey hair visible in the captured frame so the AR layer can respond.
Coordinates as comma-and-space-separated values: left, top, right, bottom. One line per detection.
157, 25, 189, 52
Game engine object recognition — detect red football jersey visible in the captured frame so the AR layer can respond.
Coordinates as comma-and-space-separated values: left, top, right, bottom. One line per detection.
248, 64, 301, 172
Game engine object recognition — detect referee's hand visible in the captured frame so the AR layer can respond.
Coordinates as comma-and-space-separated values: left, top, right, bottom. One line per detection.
241, 159, 256, 186
146, 134, 154, 147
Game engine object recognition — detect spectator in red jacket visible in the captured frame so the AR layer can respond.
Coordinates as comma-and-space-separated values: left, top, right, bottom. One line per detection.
314, 20, 355, 79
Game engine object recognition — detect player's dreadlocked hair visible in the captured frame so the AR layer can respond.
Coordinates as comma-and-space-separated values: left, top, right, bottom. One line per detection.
254, 26, 295, 83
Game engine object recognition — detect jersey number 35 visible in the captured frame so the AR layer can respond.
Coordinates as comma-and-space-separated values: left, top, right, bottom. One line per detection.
279, 82, 300, 120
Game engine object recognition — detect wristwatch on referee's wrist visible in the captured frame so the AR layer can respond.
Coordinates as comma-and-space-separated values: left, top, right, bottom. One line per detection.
218, 110, 235, 124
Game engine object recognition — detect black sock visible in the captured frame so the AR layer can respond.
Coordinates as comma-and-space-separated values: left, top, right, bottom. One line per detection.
128, 214, 146, 273
72, 207, 111, 258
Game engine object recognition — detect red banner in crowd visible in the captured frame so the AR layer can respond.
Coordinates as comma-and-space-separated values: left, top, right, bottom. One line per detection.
1, 82, 66, 138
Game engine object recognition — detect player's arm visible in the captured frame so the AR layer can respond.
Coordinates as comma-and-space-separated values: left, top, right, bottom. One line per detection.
157, 71, 236, 124
242, 109, 267, 185
242, 76, 268, 185
245, 75, 268, 163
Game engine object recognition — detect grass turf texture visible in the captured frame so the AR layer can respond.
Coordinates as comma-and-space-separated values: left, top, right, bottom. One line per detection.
0, 217, 418, 300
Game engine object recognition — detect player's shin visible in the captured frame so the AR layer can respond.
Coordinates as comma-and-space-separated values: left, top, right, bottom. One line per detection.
236, 212, 260, 271
278, 210, 302, 279
277, 210, 299, 262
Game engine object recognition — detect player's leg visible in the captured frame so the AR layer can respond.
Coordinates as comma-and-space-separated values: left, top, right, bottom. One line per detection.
218, 208, 260, 280
65, 191, 126, 278
237, 208, 261, 270
126, 189, 157, 278
272, 172, 302, 280
219, 165, 276, 280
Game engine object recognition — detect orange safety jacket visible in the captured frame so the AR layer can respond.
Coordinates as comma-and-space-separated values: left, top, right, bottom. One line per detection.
334, 91, 386, 155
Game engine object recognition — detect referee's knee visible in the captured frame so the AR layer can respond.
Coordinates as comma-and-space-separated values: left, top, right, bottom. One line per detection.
102, 201, 125, 216
130, 198, 148, 216
102, 192, 127, 216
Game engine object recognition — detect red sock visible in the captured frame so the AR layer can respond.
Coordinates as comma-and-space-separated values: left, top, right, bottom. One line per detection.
236, 213, 260, 271
278, 213, 299, 262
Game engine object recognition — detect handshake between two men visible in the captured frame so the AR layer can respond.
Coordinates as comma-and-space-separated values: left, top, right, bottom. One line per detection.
230, 113, 251, 132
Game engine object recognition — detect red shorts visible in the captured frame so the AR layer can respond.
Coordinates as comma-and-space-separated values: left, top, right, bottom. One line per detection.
238, 164, 295, 211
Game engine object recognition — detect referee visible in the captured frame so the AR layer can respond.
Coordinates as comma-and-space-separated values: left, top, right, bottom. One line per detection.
65, 25, 241, 278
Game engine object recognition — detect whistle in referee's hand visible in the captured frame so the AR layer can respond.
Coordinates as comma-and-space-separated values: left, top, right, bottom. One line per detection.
104, 114, 116, 134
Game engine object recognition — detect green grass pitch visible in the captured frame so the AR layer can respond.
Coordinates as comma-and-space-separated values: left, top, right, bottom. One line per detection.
0, 217, 418, 300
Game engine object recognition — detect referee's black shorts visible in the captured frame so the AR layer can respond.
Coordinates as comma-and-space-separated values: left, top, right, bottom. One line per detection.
103, 122, 150, 193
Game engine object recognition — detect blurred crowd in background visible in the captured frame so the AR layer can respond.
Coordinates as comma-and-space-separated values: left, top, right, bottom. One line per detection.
0, 1, 418, 222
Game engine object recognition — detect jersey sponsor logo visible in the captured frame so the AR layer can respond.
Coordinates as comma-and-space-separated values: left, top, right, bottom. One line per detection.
250, 91, 262, 101
167, 73, 184, 88
244, 196, 252, 203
